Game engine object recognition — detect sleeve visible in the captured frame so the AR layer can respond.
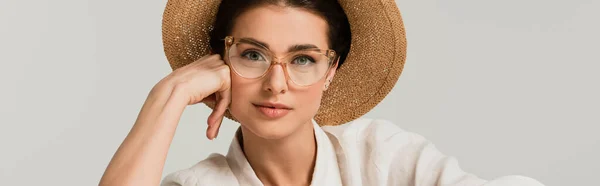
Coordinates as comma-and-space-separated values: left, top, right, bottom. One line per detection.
407, 139, 544, 186
160, 172, 185, 186
365, 119, 545, 186
160, 162, 207, 186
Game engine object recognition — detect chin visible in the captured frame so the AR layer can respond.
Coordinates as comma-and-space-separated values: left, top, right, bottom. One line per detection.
230, 101, 318, 140
240, 117, 301, 139
231, 107, 304, 139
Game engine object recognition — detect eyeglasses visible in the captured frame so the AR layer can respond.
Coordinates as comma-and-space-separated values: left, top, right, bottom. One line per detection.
224, 36, 337, 86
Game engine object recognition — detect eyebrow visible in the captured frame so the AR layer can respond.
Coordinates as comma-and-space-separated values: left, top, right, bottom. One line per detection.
239, 37, 320, 52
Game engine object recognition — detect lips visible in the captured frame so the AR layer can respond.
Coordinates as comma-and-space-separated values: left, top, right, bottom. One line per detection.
253, 102, 292, 119
254, 102, 292, 110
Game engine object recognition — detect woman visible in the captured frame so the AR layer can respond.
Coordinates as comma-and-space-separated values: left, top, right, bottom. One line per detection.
100, 0, 544, 185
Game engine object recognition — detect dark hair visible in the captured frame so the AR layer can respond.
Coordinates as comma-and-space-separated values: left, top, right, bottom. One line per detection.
209, 0, 352, 68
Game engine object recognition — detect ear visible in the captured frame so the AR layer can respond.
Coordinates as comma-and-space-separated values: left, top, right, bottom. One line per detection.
323, 58, 339, 91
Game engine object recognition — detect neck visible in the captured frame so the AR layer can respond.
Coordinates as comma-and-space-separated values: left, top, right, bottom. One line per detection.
240, 120, 317, 186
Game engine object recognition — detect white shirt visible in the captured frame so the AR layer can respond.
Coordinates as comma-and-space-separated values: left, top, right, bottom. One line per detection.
161, 118, 544, 186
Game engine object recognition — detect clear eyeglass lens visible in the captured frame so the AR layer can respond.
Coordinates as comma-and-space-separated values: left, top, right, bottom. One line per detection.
227, 42, 331, 86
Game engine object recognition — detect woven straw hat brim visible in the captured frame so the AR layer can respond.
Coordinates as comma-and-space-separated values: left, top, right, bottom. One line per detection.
162, 0, 407, 126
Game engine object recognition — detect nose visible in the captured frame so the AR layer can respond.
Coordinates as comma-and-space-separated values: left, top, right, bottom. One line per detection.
262, 64, 288, 94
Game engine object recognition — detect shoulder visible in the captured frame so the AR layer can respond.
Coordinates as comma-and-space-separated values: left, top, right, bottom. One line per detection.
321, 118, 431, 176
161, 153, 237, 186
321, 118, 427, 150
321, 118, 545, 186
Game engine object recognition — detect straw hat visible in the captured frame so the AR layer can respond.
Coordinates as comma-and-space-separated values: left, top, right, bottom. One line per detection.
162, 0, 407, 126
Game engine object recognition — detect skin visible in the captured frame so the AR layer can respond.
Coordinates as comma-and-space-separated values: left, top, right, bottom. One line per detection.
229, 5, 336, 186
100, 4, 337, 186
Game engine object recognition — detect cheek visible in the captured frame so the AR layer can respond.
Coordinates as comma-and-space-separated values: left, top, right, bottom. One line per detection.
229, 74, 256, 111
294, 85, 325, 114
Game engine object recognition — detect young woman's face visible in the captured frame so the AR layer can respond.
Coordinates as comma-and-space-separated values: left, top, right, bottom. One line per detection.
227, 5, 336, 139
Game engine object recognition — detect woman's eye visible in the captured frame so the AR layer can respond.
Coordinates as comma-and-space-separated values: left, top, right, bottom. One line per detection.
292, 56, 315, 65
241, 51, 265, 61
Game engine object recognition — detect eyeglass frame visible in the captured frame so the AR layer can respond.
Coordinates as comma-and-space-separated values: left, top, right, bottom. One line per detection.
223, 36, 338, 86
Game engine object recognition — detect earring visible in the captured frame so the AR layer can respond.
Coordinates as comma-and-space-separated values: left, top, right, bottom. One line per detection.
324, 79, 332, 90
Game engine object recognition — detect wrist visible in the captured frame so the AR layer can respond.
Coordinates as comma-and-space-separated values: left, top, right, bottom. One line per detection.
151, 77, 176, 95
146, 79, 187, 109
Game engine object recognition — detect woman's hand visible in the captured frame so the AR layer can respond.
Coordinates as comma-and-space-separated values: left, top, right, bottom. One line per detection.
159, 54, 231, 139
100, 54, 231, 186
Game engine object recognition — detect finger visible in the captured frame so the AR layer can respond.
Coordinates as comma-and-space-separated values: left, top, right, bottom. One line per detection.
200, 93, 216, 105
195, 54, 220, 64
206, 93, 219, 139
214, 87, 231, 138
206, 86, 231, 139
206, 93, 220, 126
200, 54, 222, 67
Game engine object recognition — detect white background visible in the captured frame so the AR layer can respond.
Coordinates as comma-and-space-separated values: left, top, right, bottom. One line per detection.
1, 0, 598, 185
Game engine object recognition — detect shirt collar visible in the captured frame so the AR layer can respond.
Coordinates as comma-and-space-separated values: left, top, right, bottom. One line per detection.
225, 119, 342, 186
